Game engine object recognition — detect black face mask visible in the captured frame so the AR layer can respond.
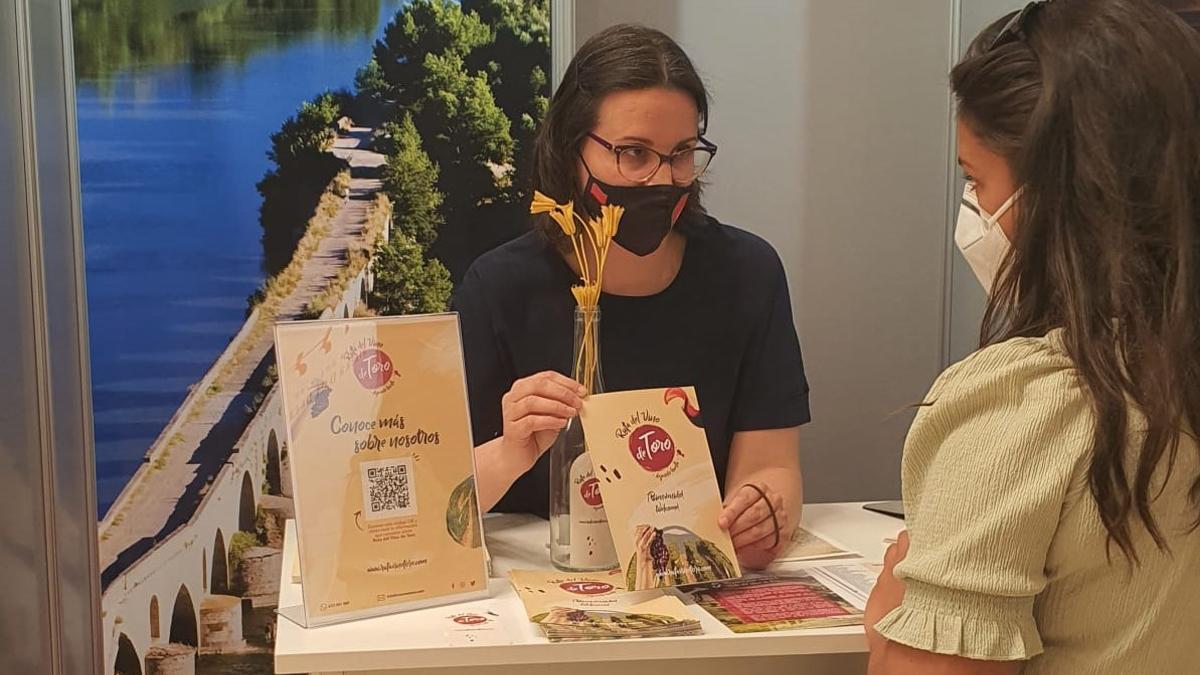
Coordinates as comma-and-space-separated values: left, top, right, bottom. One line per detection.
582, 167, 690, 256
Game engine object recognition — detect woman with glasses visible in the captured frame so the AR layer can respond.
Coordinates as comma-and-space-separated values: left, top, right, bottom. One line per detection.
452, 24, 809, 569
865, 1, 1200, 673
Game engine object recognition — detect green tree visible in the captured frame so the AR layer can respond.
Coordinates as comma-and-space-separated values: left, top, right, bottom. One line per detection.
361, 0, 546, 279
413, 52, 513, 214
370, 234, 454, 315
381, 113, 444, 250
267, 91, 341, 168
227, 530, 263, 593
372, 0, 492, 108
354, 55, 390, 102
258, 92, 345, 274
462, 0, 550, 184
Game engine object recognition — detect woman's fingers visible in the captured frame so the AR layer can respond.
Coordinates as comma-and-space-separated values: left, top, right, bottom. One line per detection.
719, 485, 763, 529
722, 485, 786, 539
509, 371, 586, 408
720, 484, 786, 554
507, 394, 578, 422
733, 506, 787, 550
730, 492, 784, 537
509, 415, 569, 440
731, 516, 779, 549
501, 371, 587, 444
884, 530, 911, 569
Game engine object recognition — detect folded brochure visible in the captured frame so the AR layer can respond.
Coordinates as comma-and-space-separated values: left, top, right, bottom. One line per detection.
509, 569, 701, 641
776, 527, 854, 562
578, 387, 741, 590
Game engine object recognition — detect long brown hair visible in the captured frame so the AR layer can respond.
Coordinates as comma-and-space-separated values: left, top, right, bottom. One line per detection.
529, 24, 708, 245
952, 0, 1200, 562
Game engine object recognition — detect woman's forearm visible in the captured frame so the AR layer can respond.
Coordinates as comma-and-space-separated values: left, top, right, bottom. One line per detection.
726, 427, 805, 530
473, 437, 529, 512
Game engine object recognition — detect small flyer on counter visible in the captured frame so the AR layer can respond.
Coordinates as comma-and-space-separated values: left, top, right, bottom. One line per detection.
804, 561, 882, 611
686, 571, 864, 634
274, 315, 488, 627
579, 387, 740, 590
509, 569, 701, 641
509, 568, 651, 616
537, 595, 702, 642
438, 601, 516, 647
776, 527, 854, 562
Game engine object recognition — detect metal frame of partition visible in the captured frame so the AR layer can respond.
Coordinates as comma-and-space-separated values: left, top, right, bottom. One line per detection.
941, 0, 965, 368
0, 0, 103, 673
550, 0, 576, 89
944, 0, 1030, 364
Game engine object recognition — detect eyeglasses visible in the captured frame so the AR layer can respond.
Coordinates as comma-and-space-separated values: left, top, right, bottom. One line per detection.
989, 0, 1048, 51
586, 133, 717, 186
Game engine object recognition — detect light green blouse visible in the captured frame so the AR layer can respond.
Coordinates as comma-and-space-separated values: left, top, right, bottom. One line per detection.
875, 330, 1200, 674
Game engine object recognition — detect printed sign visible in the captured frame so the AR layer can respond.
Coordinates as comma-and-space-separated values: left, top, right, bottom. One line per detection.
274, 314, 487, 626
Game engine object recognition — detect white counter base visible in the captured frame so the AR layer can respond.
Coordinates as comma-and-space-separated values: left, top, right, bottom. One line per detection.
275, 502, 903, 674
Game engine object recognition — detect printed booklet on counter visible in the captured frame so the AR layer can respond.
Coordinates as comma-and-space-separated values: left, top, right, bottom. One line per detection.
509, 569, 701, 641
274, 315, 488, 628
685, 569, 866, 634
578, 386, 741, 590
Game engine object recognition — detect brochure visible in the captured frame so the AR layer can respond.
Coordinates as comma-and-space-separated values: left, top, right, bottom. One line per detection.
686, 571, 863, 634
776, 527, 854, 562
578, 387, 740, 590
805, 561, 882, 611
509, 568, 701, 641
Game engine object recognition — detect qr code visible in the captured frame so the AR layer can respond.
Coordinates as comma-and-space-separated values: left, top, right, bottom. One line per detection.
359, 457, 417, 521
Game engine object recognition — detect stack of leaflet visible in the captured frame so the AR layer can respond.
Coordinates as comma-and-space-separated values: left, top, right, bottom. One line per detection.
509, 569, 701, 641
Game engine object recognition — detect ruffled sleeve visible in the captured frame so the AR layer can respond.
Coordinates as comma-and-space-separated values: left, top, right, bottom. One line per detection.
874, 333, 1093, 661
876, 580, 1043, 659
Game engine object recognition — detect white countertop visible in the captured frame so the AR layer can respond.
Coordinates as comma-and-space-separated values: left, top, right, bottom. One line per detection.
274, 502, 903, 674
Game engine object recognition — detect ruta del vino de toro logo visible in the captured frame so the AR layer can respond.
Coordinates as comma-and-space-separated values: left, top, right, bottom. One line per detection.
451, 614, 488, 625
629, 424, 675, 472
580, 477, 603, 507
353, 347, 395, 390
558, 581, 614, 595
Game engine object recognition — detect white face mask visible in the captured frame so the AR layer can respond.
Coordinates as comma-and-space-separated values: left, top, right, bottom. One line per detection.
955, 183, 1019, 294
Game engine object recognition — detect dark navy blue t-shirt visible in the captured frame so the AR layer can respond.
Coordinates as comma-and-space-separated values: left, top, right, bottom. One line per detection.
451, 216, 811, 517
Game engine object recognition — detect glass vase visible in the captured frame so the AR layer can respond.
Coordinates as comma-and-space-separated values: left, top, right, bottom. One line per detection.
548, 306, 618, 571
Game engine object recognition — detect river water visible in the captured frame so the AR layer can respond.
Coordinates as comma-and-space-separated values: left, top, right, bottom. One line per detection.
75, 0, 400, 514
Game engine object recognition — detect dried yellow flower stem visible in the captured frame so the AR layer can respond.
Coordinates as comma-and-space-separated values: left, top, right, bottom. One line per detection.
530, 192, 623, 395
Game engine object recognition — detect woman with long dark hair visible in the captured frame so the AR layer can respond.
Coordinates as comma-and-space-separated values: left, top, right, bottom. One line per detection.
865, 1, 1200, 673
453, 24, 809, 569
